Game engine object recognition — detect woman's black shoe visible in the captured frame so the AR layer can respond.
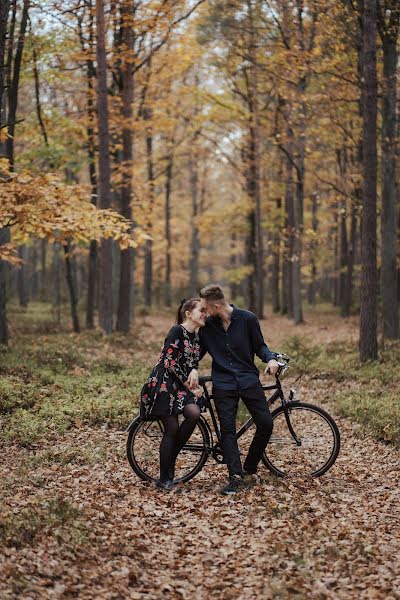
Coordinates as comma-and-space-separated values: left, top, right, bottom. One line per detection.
155, 479, 175, 491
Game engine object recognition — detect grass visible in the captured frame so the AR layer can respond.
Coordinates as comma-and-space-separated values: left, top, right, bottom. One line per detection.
1, 301, 399, 447
0, 496, 87, 548
279, 335, 400, 445
0, 318, 148, 446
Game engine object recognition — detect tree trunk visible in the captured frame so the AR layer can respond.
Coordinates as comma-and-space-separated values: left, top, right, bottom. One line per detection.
230, 233, 238, 301
17, 245, 28, 307
164, 152, 173, 306
189, 148, 200, 297
0, 227, 10, 345
6, 0, 30, 168
359, 0, 378, 361
246, 0, 263, 318
63, 243, 80, 333
0, 0, 10, 121
339, 198, 348, 317
96, 0, 114, 334
40, 238, 47, 301
32, 40, 49, 147
343, 197, 357, 316
380, 35, 399, 338
52, 242, 62, 326
87, 240, 97, 328
292, 76, 306, 325
143, 107, 154, 307
271, 198, 281, 313
292, 174, 304, 324
30, 241, 39, 300
282, 153, 294, 318
77, 0, 98, 329
307, 192, 318, 305
116, 0, 134, 333
337, 150, 349, 317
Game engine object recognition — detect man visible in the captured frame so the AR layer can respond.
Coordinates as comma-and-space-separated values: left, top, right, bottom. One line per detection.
197, 284, 279, 495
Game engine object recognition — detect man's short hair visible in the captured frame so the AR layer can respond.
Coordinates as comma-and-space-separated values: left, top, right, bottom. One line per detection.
199, 284, 225, 302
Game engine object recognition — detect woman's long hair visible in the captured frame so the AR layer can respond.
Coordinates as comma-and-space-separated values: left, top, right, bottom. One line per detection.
176, 298, 201, 324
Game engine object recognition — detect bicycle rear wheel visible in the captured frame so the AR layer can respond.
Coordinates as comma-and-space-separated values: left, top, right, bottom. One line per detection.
263, 402, 340, 477
127, 416, 210, 484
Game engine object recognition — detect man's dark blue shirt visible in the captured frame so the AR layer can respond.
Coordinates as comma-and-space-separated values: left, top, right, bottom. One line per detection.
199, 305, 276, 391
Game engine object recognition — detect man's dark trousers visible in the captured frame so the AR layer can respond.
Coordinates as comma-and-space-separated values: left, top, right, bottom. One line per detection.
213, 383, 273, 477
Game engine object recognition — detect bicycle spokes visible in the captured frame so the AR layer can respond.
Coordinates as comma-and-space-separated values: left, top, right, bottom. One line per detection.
127, 417, 210, 483
264, 403, 340, 477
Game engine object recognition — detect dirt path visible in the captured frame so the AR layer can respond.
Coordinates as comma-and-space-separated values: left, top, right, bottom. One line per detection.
1, 309, 399, 599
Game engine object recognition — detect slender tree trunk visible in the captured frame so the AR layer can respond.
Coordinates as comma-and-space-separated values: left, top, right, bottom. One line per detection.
229, 233, 238, 301
344, 198, 357, 316
116, 0, 134, 333
6, 0, 30, 168
189, 148, 200, 297
0, 228, 10, 345
81, 6, 98, 330
337, 150, 349, 316
292, 75, 306, 325
282, 153, 294, 318
96, 0, 113, 334
307, 192, 318, 305
30, 241, 39, 300
247, 1, 263, 317
32, 39, 48, 147
333, 202, 339, 306
52, 242, 61, 326
339, 198, 348, 317
63, 243, 80, 333
0, 0, 10, 120
359, 0, 378, 361
292, 173, 304, 324
380, 35, 399, 338
164, 152, 173, 306
271, 198, 281, 313
143, 107, 154, 307
40, 238, 47, 301
17, 245, 28, 307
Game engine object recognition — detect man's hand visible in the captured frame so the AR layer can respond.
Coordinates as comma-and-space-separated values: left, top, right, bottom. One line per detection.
265, 359, 280, 376
187, 368, 199, 389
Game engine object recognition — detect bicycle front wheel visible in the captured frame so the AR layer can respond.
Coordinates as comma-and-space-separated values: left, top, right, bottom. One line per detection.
127, 416, 211, 484
263, 402, 340, 477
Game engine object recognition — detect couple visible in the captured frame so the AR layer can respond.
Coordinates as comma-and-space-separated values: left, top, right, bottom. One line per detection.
139, 284, 279, 495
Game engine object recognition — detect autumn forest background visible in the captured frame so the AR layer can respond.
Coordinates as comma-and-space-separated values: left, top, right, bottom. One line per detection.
1, 1, 400, 598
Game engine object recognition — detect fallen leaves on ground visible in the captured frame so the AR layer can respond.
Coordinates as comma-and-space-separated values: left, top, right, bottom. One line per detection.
1, 409, 399, 599
1, 310, 399, 599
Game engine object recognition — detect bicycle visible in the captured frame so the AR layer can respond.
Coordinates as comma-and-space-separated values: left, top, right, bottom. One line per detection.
126, 355, 341, 483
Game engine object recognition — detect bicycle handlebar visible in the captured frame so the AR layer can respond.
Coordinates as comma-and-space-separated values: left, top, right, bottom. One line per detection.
198, 354, 291, 386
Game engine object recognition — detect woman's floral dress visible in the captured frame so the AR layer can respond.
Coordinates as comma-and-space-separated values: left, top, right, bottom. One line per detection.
140, 324, 207, 420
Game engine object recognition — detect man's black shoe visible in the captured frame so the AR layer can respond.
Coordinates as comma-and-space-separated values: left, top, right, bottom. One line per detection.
155, 479, 175, 492
220, 475, 247, 495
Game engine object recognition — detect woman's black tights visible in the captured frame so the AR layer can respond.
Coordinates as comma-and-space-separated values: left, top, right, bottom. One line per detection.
159, 404, 201, 483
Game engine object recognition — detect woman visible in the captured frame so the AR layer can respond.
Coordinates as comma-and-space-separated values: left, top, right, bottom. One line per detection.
140, 298, 206, 491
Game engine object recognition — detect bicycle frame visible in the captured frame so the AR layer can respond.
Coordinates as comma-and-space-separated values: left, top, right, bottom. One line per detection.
199, 375, 301, 450
126, 370, 302, 460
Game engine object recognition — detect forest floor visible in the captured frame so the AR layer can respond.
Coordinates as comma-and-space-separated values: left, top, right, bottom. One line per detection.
1, 304, 400, 599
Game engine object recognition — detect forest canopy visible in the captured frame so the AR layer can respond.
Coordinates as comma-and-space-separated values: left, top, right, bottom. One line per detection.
0, 0, 399, 361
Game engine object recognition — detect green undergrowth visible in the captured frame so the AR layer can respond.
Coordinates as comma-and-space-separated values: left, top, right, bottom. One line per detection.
0, 497, 87, 548
0, 330, 147, 446
281, 335, 400, 446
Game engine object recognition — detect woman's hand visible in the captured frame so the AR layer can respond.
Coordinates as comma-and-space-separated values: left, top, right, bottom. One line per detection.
192, 387, 203, 399
187, 368, 199, 389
